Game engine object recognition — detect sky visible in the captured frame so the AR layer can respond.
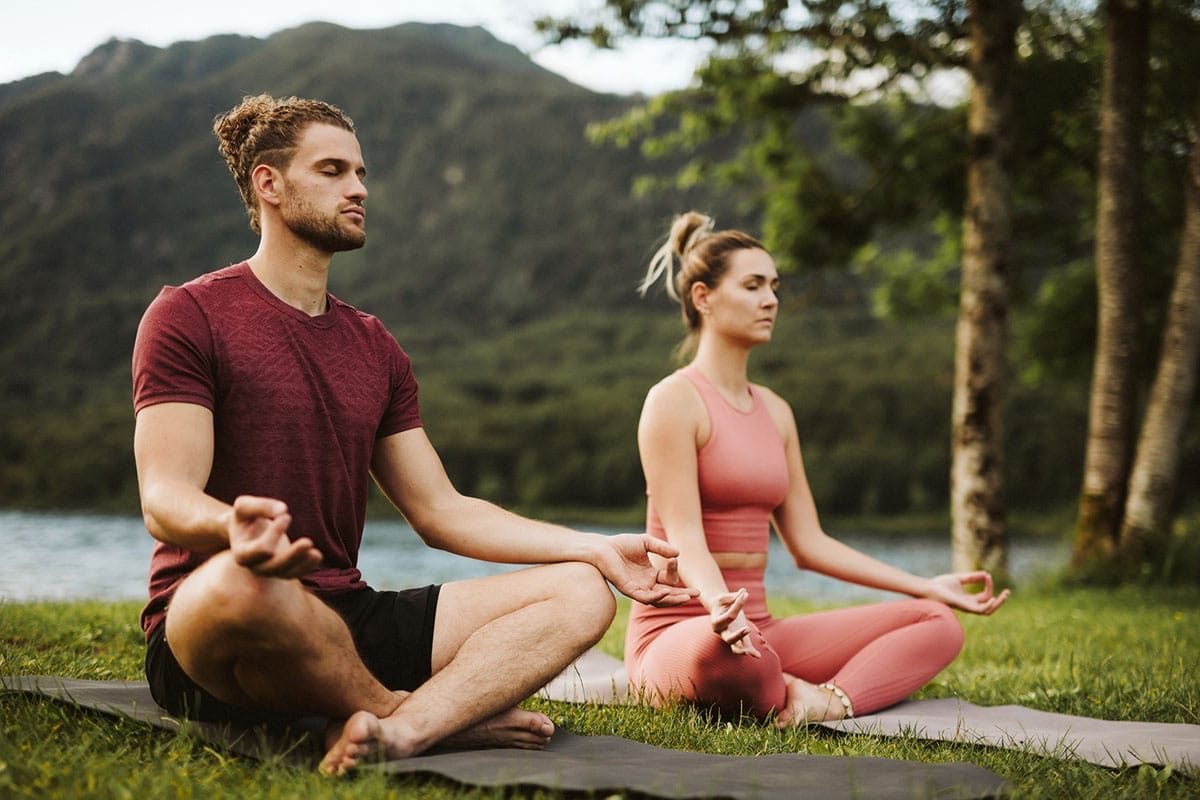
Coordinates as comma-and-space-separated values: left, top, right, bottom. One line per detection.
0, 0, 709, 96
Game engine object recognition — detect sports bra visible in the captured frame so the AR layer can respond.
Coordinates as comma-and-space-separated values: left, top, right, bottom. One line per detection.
646, 365, 790, 553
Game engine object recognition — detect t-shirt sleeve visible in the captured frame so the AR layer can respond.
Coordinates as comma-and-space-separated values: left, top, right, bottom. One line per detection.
377, 328, 422, 438
132, 286, 217, 414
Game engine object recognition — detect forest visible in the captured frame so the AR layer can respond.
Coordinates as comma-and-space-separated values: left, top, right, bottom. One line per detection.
0, 8, 1196, 582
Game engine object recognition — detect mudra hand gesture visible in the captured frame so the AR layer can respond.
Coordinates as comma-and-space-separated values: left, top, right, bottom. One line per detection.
709, 587, 761, 658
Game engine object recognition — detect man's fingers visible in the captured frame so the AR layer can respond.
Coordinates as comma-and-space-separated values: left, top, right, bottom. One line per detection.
640, 535, 680, 559
239, 534, 321, 578
232, 494, 288, 521
658, 557, 684, 586
646, 588, 698, 607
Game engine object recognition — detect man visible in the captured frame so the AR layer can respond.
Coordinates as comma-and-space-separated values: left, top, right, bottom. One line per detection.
132, 94, 692, 775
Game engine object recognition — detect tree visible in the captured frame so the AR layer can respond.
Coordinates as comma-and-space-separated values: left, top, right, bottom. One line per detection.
1072, 0, 1151, 568
951, 0, 1022, 574
1119, 99, 1200, 566
541, 0, 1021, 571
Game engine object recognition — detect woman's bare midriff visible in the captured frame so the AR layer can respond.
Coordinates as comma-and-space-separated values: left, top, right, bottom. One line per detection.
712, 551, 768, 570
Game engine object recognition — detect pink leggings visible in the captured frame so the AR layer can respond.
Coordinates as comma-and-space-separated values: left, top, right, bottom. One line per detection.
625, 570, 964, 718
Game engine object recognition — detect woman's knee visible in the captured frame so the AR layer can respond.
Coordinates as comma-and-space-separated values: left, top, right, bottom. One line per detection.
914, 599, 965, 657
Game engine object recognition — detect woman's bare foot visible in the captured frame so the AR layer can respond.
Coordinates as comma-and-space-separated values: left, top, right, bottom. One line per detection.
774, 675, 848, 729
320, 706, 555, 775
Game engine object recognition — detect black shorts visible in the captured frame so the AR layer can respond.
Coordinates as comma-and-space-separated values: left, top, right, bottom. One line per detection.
145, 584, 441, 726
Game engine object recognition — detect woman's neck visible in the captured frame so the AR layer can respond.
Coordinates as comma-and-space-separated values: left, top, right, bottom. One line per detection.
690, 337, 754, 404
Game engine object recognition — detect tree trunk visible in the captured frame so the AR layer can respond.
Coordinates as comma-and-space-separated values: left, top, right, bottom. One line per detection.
1120, 107, 1200, 559
1072, 0, 1150, 568
951, 0, 1021, 574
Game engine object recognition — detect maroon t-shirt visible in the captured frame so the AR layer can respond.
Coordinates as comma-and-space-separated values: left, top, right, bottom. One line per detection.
132, 262, 422, 637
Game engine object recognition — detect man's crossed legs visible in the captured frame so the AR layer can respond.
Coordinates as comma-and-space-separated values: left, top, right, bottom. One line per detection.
156, 551, 615, 773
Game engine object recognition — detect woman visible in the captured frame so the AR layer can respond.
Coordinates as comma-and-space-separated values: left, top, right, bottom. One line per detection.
626, 212, 1009, 726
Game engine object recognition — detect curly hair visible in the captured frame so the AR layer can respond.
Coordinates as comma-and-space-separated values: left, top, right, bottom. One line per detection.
212, 94, 355, 233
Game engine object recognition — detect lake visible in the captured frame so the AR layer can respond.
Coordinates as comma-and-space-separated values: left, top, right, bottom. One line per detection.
0, 509, 1068, 606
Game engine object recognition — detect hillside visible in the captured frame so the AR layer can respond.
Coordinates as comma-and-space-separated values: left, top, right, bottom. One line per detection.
0, 22, 702, 393
0, 22, 730, 511
0, 22, 1105, 519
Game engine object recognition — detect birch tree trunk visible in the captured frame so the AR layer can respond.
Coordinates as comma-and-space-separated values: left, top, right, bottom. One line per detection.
1072, 0, 1150, 568
1120, 109, 1200, 559
951, 0, 1021, 573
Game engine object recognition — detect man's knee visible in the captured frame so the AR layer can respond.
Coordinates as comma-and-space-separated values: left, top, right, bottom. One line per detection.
169, 551, 300, 633
547, 561, 616, 639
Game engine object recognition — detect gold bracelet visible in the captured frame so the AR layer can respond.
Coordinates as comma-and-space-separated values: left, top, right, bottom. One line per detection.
819, 682, 854, 718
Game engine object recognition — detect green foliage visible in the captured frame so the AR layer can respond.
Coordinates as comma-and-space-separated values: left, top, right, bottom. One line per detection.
0, 23, 705, 513
852, 213, 963, 319
1, 17, 1194, 523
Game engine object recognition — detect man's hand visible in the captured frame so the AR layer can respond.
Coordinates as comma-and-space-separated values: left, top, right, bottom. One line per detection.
226, 495, 322, 579
594, 533, 698, 607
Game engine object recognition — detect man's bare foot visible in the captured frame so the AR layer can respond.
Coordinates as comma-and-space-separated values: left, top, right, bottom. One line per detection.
774, 675, 847, 729
321, 706, 555, 775
321, 710, 389, 775
440, 707, 555, 750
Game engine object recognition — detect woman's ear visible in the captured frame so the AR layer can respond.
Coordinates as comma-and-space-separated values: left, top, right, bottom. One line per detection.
690, 281, 711, 316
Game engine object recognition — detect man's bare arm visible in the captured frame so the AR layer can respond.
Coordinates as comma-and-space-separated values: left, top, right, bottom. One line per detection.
371, 428, 695, 605
134, 402, 320, 577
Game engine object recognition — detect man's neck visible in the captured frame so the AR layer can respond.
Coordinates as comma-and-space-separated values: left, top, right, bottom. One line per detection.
247, 237, 333, 317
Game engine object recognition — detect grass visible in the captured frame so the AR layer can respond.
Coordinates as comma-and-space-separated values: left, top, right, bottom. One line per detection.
1, 586, 1197, 799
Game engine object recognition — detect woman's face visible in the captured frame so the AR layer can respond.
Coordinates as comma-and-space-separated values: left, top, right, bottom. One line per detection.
698, 247, 780, 346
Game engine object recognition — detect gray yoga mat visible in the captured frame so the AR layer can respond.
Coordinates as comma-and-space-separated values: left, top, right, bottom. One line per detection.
4, 674, 1008, 799
540, 649, 1200, 775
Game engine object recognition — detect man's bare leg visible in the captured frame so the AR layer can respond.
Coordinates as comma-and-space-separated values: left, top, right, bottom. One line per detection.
166, 552, 403, 718
321, 560, 615, 773
166, 552, 571, 772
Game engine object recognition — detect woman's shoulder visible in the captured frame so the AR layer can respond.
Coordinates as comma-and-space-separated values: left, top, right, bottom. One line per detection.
752, 382, 798, 433
642, 370, 707, 422
751, 381, 788, 407
648, 369, 702, 401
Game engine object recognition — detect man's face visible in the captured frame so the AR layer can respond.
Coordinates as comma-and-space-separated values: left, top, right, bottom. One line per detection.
277, 123, 368, 253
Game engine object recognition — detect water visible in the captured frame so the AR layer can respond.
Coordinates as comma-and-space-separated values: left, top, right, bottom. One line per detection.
0, 509, 1068, 605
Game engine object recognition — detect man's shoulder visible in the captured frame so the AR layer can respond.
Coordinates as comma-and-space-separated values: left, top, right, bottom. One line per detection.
150, 262, 244, 299
329, 294, 390, 334
179, 262, 248, 293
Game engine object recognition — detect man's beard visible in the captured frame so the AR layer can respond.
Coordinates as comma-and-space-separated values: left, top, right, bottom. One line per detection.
280, 192, 365, 253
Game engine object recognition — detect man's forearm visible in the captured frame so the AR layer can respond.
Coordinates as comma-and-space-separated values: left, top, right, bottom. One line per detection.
140, 477, 233, 553
412, 495, 602, 566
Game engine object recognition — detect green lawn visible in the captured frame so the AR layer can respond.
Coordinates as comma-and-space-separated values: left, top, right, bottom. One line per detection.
2, 586, 1197, 798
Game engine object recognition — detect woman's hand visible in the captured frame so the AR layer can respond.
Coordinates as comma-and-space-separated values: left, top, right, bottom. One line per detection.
707, 588, 762, 657
923, 571, 1010, 615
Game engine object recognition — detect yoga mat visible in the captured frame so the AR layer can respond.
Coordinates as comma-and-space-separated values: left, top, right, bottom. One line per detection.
539, 649, 1200, 775
3, 675, 1008, 799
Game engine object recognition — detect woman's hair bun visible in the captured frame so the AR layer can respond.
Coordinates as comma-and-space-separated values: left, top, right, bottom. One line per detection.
639, 211, 715, 300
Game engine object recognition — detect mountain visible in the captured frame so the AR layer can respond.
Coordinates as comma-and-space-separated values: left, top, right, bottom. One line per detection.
0, 22, 723, 509
1, 22, 707, 392
0, 22, 1102, 518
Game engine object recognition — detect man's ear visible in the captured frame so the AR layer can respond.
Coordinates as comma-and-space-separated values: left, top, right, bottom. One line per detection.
251, 164, 283, 209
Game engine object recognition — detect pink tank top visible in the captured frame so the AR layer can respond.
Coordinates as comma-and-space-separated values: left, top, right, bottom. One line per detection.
646, 366, 790, 553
